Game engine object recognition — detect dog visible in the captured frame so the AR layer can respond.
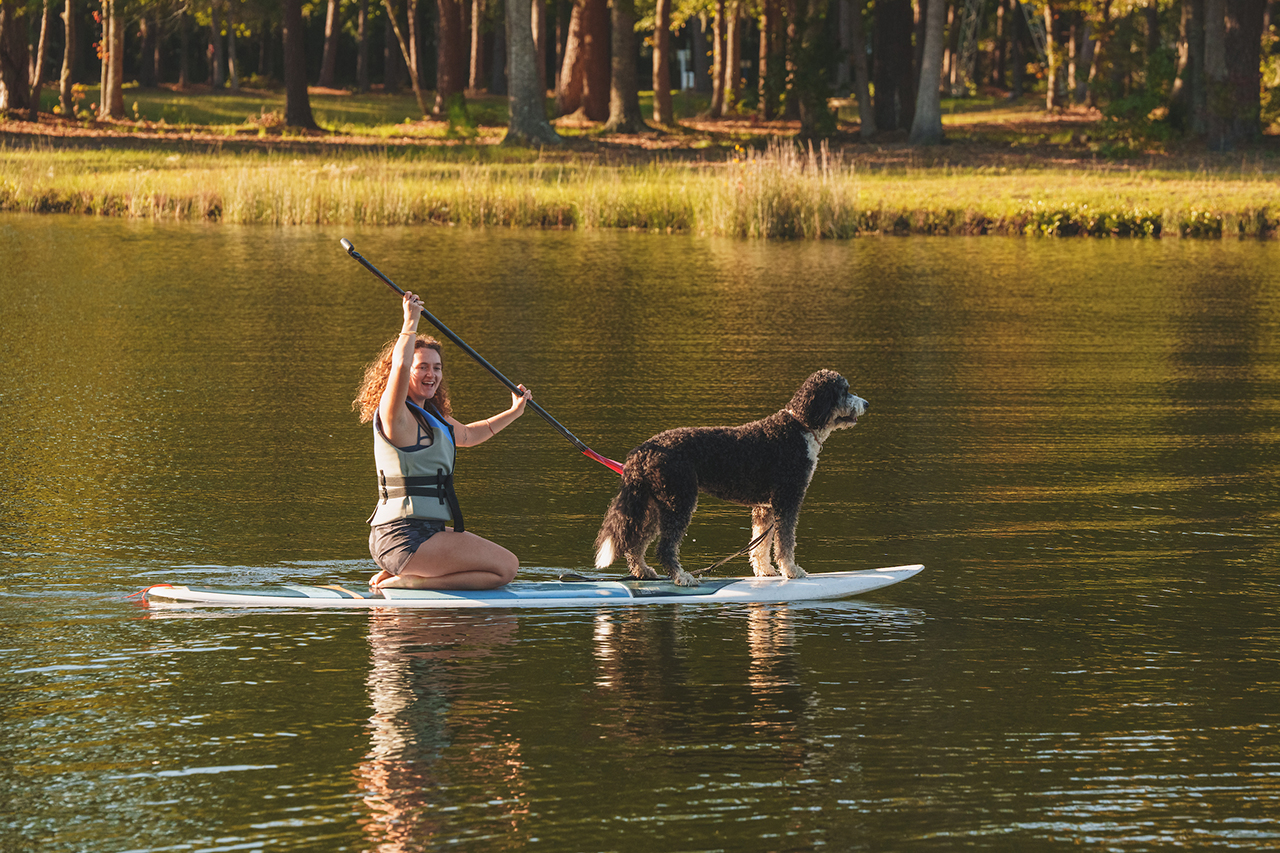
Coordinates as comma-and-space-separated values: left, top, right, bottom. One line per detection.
594, 370, 868, 586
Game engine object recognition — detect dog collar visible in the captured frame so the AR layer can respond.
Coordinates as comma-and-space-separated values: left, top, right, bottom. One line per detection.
784, 408, 823, 445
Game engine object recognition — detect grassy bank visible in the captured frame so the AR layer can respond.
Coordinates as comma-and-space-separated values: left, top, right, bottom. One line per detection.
4, 141, 1278, 238
4, 89, 1279, 238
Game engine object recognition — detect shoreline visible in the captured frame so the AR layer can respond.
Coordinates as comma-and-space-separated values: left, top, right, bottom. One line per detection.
4, 112, 1279, 239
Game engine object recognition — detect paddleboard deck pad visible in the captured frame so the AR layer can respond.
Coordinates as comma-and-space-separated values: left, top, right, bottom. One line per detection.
140, 565, 923, 609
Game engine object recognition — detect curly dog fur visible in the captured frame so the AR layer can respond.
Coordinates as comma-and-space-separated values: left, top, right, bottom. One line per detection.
594, 370, 868, 586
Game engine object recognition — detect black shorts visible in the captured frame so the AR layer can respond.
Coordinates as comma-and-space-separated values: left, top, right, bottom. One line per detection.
369, 518, 447, 575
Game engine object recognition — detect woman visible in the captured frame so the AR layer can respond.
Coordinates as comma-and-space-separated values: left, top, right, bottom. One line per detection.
353, 291, 530, 591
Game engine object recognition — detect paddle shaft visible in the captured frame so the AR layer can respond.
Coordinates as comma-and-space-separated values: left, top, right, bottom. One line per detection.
341, 239, 623, 475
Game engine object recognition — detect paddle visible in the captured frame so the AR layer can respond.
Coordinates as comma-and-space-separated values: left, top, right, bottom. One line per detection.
341, 238, 624, 475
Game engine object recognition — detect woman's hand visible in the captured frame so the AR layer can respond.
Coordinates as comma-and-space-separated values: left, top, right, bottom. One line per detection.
402, 291, 424, 329
455, 386, 531, 447
511, 384, 532, 416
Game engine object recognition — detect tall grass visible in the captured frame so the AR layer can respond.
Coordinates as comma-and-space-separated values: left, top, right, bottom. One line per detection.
2, 141, 1277, 238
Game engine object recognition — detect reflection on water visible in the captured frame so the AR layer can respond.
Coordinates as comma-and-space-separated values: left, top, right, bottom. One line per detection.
2, 215, 1280, 851
358, 611, 525, 850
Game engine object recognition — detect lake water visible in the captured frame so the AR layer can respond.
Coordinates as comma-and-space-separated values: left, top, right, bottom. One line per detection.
2, 215, 1278, 851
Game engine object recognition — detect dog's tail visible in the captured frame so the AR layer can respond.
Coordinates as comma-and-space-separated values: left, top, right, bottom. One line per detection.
594, 479, 655, 570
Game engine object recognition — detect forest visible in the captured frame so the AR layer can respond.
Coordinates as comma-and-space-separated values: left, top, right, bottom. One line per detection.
1, 0, 1277, 147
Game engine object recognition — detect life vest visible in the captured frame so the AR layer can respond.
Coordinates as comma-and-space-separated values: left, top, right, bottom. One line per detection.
367, 400, 464, 531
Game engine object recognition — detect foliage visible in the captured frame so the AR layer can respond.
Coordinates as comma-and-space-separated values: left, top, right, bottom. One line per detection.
1095, 40, 1178, 157
443, 91, 475, 138
1262, 27, 1280, 131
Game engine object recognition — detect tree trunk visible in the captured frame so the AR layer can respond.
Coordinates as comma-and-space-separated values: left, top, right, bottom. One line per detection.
436, 0, 468, 114
282, 0, 319, 127
873, 0, 914, 129
604, 0, 644, 131
58, 0, 74, 114
652, 0, 672, 123
108, 4, 123, 116
835, 0, 852, 87
724, 1, 740, 110
28, 0, 51, 119
1223, 0, 1265, 144
945, 0, 960, 95
709, 0, 725, 115
531, 0, 546, 95
259, 17, 272, 77
796, 0, 832, 136
150, 10, 163, 84
357, 0, 370, 91
407, 0, 421, 92
98, 2, 109, 115
210, 4, 225, 89
757, 0, 775, 118
137, 12, 154, 87
781, 0, 799, 119
1013, 0, 1030, 97
318, 0, 339, 87
504, 0, 563, 143
554, 0, 584, 113
470, 0, 485, 90
1203, 0, 1228, 147
0, 0, 32, 114
384, 0, 429, 114
1170, 0, 1201, 129
1064, 16, 1075, 98
383, 12, 401, 91
992, 0, 1005, 87
490, 16, 507, 92
691, 14, 711, 91
227, 3, 240, 91
1043, 2, 1058, 109
178, 10, 190, 87
580, 0, 608, 119
848, 0, 875, 137
909, 0, 945, 143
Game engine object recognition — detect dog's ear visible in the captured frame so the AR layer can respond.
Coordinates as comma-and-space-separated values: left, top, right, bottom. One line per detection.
790, 371, 846, 428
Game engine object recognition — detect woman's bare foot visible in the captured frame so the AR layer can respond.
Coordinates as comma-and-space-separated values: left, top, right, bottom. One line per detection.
373, 574, 437, 590
369, 569, 393, 590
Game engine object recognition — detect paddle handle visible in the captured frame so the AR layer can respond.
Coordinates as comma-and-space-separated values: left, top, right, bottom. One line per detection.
341, 239, 624, 475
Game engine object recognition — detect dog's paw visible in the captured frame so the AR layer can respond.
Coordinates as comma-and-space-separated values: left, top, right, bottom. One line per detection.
780, 564, 808, 580
752, 563, 781, 577
630, 563, 661, 580
672, 569, 700, 587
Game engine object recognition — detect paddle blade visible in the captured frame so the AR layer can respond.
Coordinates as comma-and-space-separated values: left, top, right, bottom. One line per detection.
583, 448, 624, 475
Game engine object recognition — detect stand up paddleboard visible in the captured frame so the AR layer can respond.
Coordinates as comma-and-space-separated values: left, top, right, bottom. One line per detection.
140, 565, 923, 609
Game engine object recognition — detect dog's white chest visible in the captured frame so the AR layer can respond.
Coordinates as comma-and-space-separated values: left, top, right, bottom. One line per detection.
803, 433, 822, 465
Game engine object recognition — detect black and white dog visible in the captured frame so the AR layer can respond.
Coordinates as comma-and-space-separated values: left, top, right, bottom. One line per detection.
594, 370, 868, 586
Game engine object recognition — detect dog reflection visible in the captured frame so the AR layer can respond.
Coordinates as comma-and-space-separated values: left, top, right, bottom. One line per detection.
590, 605, 810, 760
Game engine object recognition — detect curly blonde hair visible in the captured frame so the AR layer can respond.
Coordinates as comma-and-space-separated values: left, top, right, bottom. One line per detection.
353, 335, 453, 423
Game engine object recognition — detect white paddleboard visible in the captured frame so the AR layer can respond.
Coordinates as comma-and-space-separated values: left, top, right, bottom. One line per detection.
140, 565, 923, 609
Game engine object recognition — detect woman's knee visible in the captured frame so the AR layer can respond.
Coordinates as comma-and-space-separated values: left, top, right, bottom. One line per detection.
496, 551, 519, 585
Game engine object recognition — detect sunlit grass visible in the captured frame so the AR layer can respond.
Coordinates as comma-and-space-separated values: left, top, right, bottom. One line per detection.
3, 137, 1277, 237
39, 85, 713, 135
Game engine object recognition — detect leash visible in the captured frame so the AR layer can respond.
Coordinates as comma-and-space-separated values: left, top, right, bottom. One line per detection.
693, 522, 776, 576
558, 522, 777, 583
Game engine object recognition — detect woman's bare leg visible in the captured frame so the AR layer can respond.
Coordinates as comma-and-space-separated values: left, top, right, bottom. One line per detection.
372, 530, 518, 591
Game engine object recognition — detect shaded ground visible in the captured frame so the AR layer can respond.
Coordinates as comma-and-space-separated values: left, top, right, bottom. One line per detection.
3, 88, 1279, 174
